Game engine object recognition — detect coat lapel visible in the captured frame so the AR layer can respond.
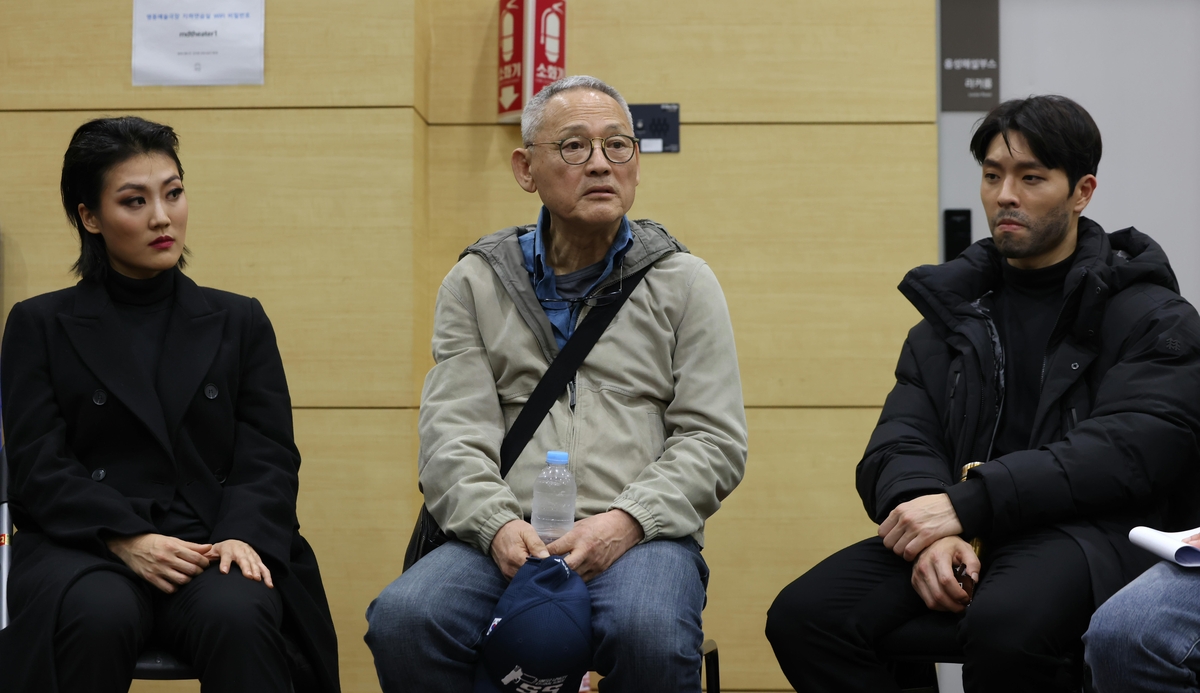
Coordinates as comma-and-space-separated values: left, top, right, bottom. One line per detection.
158, 273, 227, 439
58, 279, 174, 456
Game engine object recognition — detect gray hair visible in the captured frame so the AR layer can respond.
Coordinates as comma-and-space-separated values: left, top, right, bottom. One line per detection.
520, 75, 634, 145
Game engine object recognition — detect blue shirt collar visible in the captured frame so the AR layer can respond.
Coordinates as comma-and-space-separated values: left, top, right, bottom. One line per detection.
519, 207, 635, 349
522, 207, 634, 290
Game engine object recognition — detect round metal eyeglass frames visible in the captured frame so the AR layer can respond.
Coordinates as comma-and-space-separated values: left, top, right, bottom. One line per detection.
526, 135, 640, 165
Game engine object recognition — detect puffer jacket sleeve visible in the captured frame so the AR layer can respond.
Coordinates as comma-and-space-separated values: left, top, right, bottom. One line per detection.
856, 325, 957, 523
418, 269, 523, 555
607, 263, 748, 542
973, 289, 1200, 537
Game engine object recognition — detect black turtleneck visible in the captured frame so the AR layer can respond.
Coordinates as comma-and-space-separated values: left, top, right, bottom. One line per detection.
948, 251, 1075, 540
104, 268, 176, 384
992, 253, 1075, 458
104, 268, 208, 543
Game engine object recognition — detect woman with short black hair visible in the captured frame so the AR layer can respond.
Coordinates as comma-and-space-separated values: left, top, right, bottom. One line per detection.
0, 116, 339, 692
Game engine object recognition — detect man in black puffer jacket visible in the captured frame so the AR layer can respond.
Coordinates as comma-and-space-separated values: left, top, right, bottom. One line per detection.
766, 95, 1200, 692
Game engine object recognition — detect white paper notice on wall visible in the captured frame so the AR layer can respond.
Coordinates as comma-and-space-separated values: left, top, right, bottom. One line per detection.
132, 0, 265, 86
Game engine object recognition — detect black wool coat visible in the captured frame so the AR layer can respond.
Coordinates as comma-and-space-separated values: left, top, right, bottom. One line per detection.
0, 270, 339, 692
857, 219, 1200, 606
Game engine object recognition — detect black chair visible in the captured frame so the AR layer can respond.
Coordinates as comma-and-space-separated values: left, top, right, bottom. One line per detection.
702, 638, 721, 693
134, 648, 198, 679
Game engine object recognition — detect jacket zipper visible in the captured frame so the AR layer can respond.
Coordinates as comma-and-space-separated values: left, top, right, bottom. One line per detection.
569, 378, 576, 410
973, 297, 1005, 462
1040, 269, 1087, 393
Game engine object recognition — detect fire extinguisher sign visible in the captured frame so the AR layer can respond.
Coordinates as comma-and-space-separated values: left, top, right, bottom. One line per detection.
498, 0, 566, 124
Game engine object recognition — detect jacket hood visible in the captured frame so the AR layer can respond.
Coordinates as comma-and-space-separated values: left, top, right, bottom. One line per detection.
461, 217, 688, 273
900, 216, 1180, 337
457, 218, 688, 362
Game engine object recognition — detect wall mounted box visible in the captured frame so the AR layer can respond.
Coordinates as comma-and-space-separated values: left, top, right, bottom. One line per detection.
629, 103, 680, 153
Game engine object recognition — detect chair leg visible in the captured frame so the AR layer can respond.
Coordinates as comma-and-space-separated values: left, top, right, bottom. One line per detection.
701, 639, 719, 693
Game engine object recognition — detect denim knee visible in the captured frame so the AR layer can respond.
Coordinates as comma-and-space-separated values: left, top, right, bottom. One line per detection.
1084, 566, 1180, 666
365, 573, 436, 654
1085, 596, 1140, 661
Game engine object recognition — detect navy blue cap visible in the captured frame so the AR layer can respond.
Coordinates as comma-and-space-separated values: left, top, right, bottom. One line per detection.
474, 555, 592, 693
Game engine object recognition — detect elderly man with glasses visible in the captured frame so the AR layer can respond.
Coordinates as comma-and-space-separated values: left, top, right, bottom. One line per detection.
363, 75, 748, 692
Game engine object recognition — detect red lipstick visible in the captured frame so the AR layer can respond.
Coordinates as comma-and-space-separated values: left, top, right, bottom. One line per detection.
150, 235, 175, 250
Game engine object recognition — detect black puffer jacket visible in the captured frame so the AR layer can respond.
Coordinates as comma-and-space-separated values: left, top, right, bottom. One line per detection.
857, 218, 1200, 605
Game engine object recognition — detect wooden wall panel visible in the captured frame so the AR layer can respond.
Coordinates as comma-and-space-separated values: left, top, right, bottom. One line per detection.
293, 409, 420, 693
414, 0, 432, 121
0, 108, 418, 409
422, 122, 934, 407
426, 0, 935, 124
131, 679, 197, 693
702, 407, 881, 690
0, 1, 413, 111
639, 123, 935, 407
0, 113, 80, 317
417, 123, 540, 378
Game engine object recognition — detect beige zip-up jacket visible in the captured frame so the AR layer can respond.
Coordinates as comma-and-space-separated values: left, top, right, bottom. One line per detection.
418, 218, 748, 555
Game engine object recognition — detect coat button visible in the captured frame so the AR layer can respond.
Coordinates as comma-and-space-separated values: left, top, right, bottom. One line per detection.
1095, 287, 1102, 294
215, 472, 228, 484
204, 384, 218, 400
91, 468, 106, 481
1071, 362, 1080, 370
92, 389, 107, 406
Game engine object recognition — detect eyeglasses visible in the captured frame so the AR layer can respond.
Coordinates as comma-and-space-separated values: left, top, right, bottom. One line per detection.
537, 265, 625, 309
526, 135, 640, 165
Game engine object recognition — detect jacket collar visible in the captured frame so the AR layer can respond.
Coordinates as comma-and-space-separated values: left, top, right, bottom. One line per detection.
461, 218, 687, 361
58, 269, 227, 458
899, 217, 1177, 341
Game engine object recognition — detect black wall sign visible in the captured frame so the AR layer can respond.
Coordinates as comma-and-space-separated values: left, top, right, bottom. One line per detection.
944, 209, 973, 261
630, 104, 680, 153
941, 0, 999, 112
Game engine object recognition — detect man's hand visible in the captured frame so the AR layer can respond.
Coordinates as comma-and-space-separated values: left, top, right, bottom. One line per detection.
490, 519, 550, 580
107, 533, 212, 594
204, 539, 274, 589
879, 493, 964, 561
545, 510, 644, 582
911, 536, 980, 613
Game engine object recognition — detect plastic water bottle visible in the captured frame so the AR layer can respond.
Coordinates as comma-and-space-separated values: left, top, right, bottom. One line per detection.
532, 450, 576, 544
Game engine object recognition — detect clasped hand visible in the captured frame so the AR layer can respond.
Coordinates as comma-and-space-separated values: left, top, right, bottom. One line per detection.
107, 533, 273, 594
911, 536, 980, 613
878, 493, 963, 561
490, 510, 644, 582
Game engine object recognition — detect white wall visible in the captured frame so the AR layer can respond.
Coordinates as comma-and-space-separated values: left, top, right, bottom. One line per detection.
940, 0, 1200, 299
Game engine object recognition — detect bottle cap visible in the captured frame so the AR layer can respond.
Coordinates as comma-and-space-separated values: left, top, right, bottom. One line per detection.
546, 450, 569, 465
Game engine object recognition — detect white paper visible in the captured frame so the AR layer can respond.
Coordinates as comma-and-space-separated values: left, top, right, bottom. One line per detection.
132, 0, 265, 86
1129, 526, 1200, 567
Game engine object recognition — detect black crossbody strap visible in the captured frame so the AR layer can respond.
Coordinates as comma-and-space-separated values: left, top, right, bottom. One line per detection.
498, 264, 653, 476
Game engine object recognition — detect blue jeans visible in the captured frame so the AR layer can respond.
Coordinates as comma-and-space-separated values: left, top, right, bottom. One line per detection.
365, 538, 708, 692
1085, 561, 1200, 692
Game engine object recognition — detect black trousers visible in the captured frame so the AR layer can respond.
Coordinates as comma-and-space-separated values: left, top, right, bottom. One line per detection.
54, 564, 290, 693
766, 529, 1094, 693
